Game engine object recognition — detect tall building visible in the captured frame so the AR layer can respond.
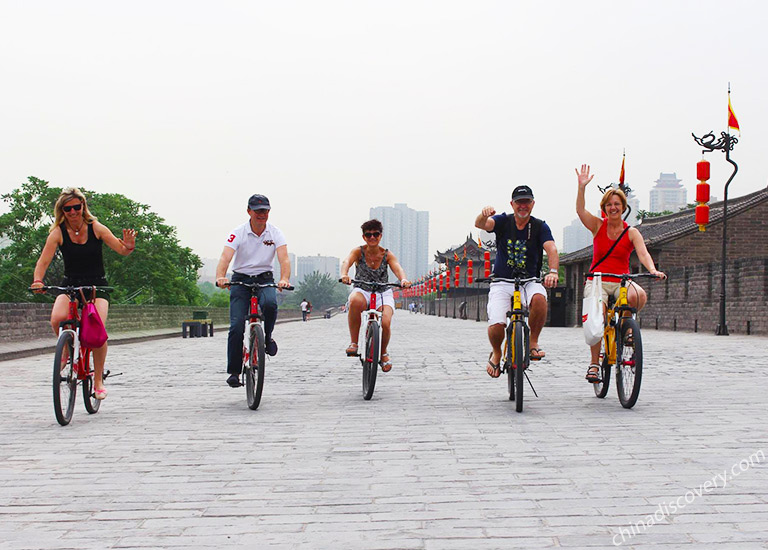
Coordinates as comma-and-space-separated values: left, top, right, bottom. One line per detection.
562, 218, 592, 253
369, 203, 429, 279
649, 173, 686, 213
295, 254, 340, 284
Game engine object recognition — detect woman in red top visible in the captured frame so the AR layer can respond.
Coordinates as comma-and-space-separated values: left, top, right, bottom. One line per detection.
576, 165, 666, 383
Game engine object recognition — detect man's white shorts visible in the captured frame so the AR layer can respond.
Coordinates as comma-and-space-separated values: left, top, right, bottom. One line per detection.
487, 281, 547, 325
349, 287, 395, 310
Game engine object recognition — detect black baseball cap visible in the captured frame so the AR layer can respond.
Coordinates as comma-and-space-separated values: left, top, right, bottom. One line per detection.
511, 185, 534, 200
248, 194, 271, 210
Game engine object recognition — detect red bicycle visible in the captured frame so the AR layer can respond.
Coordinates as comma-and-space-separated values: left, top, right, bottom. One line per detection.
31, 285, 113, 425
225, 281, 293, 410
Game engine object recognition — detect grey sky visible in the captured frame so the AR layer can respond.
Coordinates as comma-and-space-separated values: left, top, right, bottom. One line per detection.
2, 1, 766, 267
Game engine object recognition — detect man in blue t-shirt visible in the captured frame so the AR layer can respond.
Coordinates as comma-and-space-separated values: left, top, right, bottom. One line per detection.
474, 185, 559, 377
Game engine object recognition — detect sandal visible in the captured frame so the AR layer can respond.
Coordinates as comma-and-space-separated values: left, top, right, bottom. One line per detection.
486, 353, 501, 378
345, 343, 359, 356
530, 348, 545, 361
585, 364, 601, 384
380, 353, 392, 373
94, 388, 108, 400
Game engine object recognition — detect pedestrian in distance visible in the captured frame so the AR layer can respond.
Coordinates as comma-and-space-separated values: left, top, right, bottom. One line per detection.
474, 185, 559, 377
300, 298, 309, 322
31, 187, 137, 400
215, 194, 291, 388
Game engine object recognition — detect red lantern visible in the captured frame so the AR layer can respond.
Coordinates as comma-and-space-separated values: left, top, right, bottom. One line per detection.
483, 250, 491, 278
446, 270, 451, 290
454, 265, 460, 287
697, 159, 710, 181
439, 274, 444, 291
696, 183, 710, 203
695, 204, 709, 229
467, 260, 474, 284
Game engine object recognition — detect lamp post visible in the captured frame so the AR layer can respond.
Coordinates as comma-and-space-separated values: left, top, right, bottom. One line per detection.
691, 130, 739, 335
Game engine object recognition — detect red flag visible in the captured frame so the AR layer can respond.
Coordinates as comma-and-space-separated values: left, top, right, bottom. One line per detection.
453, 251, 459, 261
728, 94, 740, 133
477, 237, 482, 248
619, 154, 625, 186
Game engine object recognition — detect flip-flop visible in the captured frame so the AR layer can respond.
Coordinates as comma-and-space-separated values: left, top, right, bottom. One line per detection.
94, 388, 108, 400
486, 353, 501, 378
530, 348, 545, 361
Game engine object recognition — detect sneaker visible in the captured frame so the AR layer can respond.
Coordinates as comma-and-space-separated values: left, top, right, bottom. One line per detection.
265, 339, 278, 356
226, 374, 240, 387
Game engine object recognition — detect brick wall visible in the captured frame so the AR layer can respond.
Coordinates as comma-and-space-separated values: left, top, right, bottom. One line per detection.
655, 200, 768, 269
563, 257, 767, 335
0, 304, 299, 342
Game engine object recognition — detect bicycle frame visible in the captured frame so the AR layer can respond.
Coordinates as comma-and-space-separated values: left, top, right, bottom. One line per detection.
358, 291, 383, 364
242, 292, 262, 368
57, 291, 93, 381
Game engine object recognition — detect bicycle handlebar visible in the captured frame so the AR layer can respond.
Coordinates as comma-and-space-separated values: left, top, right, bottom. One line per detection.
339, 278, 403, 289
29, 285, 114, 295
476, 276, 543, 285
225, 281, 295, 291
584, 272, 662, 281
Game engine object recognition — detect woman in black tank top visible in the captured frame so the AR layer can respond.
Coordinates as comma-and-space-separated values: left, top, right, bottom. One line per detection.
32, 188, 137, 400
339, 219, 411, 372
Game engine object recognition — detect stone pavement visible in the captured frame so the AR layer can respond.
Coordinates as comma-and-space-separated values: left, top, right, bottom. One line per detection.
1, 312, 767, 550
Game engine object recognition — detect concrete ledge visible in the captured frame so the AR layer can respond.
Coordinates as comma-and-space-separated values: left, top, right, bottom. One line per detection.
0, 316, 305, 363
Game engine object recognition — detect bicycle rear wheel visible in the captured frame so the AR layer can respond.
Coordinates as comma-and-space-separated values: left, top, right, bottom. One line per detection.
505, 324, 514, 401
245, 324, 266, 410
513, 322, 526, 413
53, 331, 77, 426
616, 318, 642, 409
362, 321, 379, 400
593, 335, 611, 398
82, 349, 101, 414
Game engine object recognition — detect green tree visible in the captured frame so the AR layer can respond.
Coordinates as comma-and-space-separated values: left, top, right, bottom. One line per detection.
0, 177, 202, 305
284, 271, 349, 309
198, 281, 230, 308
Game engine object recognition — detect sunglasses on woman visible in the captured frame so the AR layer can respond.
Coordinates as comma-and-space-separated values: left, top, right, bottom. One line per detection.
62, 203, 83, 213
363, 231, 381, 239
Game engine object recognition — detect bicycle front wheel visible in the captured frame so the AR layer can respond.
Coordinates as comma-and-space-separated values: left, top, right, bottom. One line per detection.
616, 318, 642, 409
362, 321, 379, 400
593, 335, 611, 399
245, 324, 266, 410
81, 349, 101, 414
513, 322, 526, 413
53, 331, 77, 426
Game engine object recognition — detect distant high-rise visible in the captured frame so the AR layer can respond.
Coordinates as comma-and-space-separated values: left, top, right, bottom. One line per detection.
368, 203, 429, 279
295, 254, 340, 284
649, 173, 686, 213
562, 218, 593, 253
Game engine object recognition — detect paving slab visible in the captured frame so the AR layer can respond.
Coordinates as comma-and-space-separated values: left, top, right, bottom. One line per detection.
1, 312, 766, 549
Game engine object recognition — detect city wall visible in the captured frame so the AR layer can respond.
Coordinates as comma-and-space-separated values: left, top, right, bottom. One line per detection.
0, 304, 302, 342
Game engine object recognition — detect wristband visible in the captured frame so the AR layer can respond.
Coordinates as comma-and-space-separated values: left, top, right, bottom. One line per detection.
33, 279, 43, 284
549, 268, 558, 274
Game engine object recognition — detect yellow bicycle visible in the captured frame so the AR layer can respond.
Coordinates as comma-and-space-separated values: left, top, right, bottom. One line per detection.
479, 276, 541, 412
586, 272, 660, 409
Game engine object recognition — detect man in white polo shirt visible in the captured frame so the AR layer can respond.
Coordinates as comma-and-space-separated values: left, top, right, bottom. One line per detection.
215, 194, 292, 387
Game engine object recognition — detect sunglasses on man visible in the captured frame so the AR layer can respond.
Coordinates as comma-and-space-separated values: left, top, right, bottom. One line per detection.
62, 203, 83, 213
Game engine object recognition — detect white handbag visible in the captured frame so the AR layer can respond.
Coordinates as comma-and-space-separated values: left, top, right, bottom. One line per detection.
582, 273, 604, 346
